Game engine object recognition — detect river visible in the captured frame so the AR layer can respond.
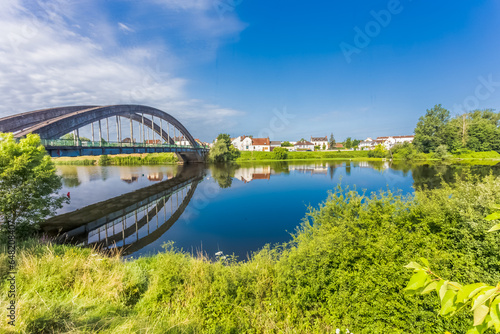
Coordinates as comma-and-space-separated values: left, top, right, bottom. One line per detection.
47, 160, 499, 259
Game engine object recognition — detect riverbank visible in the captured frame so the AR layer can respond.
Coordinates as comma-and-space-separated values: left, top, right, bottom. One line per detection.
1, 174, 499, 333
52, 152, 179, 165
235, 150, 500, 162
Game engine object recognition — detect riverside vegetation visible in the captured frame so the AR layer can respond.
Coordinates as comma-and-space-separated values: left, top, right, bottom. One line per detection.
53, 153, 179, 166
1, 172, 500, 333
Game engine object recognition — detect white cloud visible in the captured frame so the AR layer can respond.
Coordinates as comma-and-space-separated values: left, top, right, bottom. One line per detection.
0, 0, 246, 140
118, 22, 134, 33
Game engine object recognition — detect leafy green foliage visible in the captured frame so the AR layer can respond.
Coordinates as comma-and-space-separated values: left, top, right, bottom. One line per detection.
209, 134, 240, 163
345, 137, 352, 149
281, 141, 293, 147
414, 106, 500, 154
433, 145, 452, 160
3, 173, 500, 333
367, 144, 388, 158
237, 150, 370, 161
389, 142, 423, 160
272, 147, 288, 160
98, 155, 111, 166
414, 104, 451, 153
0, 133, 67, 238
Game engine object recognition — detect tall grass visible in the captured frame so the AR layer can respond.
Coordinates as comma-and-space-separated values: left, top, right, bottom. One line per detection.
53, 153, 179, 166
1, 174, 500, 333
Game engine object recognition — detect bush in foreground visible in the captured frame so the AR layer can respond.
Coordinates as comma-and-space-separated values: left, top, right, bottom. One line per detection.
1, 174, 500, 333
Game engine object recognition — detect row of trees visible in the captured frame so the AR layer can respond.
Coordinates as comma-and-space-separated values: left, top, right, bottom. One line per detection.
414, 104, 500, 153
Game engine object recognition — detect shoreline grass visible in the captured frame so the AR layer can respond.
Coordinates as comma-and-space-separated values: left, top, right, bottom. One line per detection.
52, 153, 179, 166
2, 174, 500, 333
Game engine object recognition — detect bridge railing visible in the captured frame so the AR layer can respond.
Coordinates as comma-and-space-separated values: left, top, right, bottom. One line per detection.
40, 139, 209, 150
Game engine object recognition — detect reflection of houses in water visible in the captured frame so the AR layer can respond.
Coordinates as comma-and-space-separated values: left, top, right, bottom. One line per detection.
147, 173, 164, 181
121, 174, 139, 183
288, 165, 328, 175
234, 166, 271, 183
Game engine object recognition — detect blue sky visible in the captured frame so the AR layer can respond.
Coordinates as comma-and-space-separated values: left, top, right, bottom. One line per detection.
1, 0, 499, 141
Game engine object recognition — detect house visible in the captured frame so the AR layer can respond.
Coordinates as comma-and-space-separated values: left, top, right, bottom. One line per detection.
270, 141, 281, 151
234, 166, 271, 183
232, 136, 271, 151
294, 140, 315, 151
122, 137, 135, 143
359, 137, 374, 150
335, 143, 344, 149
174, 136, 190, 146
310, 136, 328, 150
231, 135, 253, 151
145, 139, 161, 144
251, 137, 271, 151
360, 136, 415, 150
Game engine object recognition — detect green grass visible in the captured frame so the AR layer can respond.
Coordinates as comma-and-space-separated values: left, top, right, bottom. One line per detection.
452, 150, 500, 160
53, 153, 179, 166
2, 174, 500, 333
236, 150, 370, 161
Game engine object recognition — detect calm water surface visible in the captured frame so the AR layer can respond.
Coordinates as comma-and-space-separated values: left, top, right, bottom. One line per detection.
52, 161, 499, 259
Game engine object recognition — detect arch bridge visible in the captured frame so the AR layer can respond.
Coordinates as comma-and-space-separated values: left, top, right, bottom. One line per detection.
0, 105, 208, 163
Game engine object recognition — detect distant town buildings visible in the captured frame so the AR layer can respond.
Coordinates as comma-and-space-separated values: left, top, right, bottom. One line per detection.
360, 136, 414, 150
231, 136, 271, 151
310, 136, 328, 149
294, 139, 315, 151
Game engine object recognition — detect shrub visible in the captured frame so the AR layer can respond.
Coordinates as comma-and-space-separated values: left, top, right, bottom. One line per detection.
273, 147, 288, 160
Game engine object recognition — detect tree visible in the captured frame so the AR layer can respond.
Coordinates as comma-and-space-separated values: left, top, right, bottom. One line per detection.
414, 104, 451, 153
345, 137, 352, 149
433, 145, 451, 160
329, 133, 336, 150
281, 141, 293, 147
352, 139, 360, 148
208, 134, 240, 163
0, 133, 67, 238
273, 147, 288, 160
61, 133, 91, 142
367, 144, 387, 158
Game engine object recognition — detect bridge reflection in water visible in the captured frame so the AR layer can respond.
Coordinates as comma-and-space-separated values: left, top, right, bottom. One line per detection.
42, 165, 205, 255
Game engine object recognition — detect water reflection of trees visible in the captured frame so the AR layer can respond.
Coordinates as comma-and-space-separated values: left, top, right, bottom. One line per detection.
210, 163, 239, 189
391, 162, 500, 190
58, 166, 81, 188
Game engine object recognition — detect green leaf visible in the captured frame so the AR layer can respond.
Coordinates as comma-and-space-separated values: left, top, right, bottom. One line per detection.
439, 281, 450, 301
404, 261, 425, 271
421, 281, 438, 295
440, 289, 458, 316
485, 212, 500, 221
471, 288, 498, 311
488, 223, 500, 233
435, 280, 445, 295
457, 283, 488, 304
419, 257, 430, 268
405, 270, 429, 292
490, 297, 500, 332
474, 304, 490, 326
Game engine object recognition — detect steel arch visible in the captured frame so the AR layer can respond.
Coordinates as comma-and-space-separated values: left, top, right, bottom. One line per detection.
0, 105, 198, 147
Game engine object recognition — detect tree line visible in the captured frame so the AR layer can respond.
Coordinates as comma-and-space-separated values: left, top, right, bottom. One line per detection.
414, 104, 500, 153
